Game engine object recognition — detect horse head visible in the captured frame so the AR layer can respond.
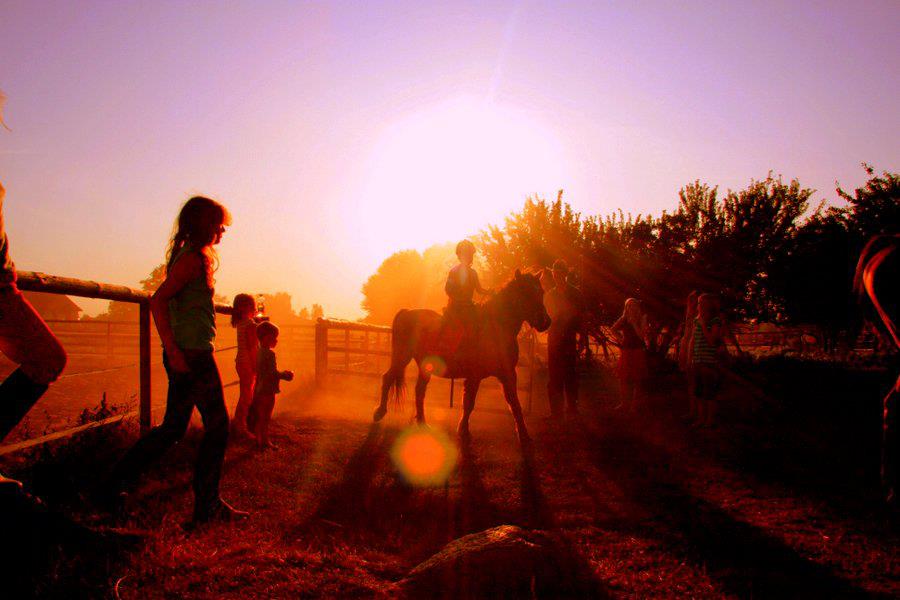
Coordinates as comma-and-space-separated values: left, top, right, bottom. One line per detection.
508, 269, 551, 332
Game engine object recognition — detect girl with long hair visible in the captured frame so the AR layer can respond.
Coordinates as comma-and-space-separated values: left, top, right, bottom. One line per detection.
611, 298, 648, 412
109, 196, 247, 524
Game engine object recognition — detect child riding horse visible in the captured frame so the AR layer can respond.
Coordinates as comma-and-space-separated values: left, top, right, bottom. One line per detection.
373, 270, 551, 447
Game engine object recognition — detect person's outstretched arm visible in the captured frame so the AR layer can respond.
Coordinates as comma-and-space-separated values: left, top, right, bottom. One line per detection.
473, 270, 491, 296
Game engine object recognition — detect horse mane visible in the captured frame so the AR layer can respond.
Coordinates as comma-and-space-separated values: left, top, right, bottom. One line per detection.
854, 234, 900, 348
854, 234, 900, 300
483, 270, 542, 313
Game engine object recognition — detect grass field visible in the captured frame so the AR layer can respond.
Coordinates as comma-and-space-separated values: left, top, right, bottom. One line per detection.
2, 357, 899, 598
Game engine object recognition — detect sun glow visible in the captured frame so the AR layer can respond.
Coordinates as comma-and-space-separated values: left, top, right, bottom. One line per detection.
357, 97, 567, 258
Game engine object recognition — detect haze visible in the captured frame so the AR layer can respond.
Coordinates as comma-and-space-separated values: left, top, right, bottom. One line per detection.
1, 1, 897, 318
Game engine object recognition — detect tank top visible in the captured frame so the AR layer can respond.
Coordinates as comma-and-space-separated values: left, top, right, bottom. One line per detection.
168, 245, 216, 351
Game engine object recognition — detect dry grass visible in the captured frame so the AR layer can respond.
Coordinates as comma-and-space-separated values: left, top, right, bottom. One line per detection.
3, 359, 900, 598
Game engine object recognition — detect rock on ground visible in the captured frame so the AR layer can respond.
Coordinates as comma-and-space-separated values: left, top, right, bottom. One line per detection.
397, 524, 602, 598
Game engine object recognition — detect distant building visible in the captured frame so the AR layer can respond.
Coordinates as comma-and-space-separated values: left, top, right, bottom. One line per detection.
23, 291, 83, 321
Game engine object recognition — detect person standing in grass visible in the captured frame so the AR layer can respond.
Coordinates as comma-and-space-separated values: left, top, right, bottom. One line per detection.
230, 293, 259, 442
679, 291, 699, 422
109, 196, 247, 524
611, 298, 648, 412
689, 293, 724, 427
543, 259, 585, 420
246, 321, 293, 449
0, 180, 67, 488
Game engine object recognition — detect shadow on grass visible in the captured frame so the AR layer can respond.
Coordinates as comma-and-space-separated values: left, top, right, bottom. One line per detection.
455, 437, 504, 536
587, 428, 878, 599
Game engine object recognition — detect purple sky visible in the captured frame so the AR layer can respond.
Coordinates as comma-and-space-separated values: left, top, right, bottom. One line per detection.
1, 1, 898, 318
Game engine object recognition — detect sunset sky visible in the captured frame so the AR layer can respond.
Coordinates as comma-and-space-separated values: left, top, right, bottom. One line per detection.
1, 1, 898, 318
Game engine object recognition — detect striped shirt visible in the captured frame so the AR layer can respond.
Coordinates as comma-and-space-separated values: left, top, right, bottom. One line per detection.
692, 316, 721, 365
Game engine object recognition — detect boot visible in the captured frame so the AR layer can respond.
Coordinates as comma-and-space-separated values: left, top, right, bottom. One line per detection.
0, 368, 48, 441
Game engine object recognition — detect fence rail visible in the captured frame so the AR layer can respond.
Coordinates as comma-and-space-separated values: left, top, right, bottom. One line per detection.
14, 270, 235, 437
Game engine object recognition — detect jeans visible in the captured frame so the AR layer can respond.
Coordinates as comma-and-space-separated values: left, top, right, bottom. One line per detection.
110, 349, 229, 518
548, 334, 578, 416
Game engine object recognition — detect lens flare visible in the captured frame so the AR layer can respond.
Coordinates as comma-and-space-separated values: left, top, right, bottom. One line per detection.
391, 426, 458, 487
421, 355, 447, 377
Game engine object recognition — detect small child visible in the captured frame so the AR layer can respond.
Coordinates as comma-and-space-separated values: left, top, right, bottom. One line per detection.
690, 293, 723, 427
231, 294, 258, 441
247, 321, 293, 449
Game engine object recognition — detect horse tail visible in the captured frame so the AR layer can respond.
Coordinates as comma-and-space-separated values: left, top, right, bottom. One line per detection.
385, 309, 410, 410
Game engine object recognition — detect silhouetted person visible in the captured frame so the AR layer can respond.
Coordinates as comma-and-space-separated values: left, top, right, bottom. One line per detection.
678, 291, 699, 422
246, 321, 293, 449
544, 259, 584, 420
443, 240, 491, 362
108, 196, 247, 524
689, 293, 723, 427
0, 181, 67, 486
611, 297, 648, 412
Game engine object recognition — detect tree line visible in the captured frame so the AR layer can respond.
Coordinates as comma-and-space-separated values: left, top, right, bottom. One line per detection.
362, 164, 899, 347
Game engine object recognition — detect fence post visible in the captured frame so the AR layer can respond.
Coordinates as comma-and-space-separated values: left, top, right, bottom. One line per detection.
363, 330, 370, 373
344, 329, 350, 372
315, 319, 328, 388
139, 301, 152, 434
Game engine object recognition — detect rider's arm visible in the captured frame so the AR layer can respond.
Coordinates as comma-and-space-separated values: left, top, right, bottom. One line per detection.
473, 269, 491, 296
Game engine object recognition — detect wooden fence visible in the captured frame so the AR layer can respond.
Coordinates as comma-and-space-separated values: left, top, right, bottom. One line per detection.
14, 271, 235, 435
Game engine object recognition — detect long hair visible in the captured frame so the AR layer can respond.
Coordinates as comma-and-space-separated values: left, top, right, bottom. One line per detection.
165, 196, 232, 284
621, 298, 647, 337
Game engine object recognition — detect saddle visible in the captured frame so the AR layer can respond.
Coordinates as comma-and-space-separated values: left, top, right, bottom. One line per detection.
429, 303, 479, 364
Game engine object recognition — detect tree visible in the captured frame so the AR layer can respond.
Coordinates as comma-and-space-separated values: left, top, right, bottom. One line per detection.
311, 304, 324, 320
360, 243, 456, 325
838, 163, 900, 240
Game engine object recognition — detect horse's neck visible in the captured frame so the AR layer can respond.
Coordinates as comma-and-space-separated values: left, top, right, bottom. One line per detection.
485, 293, 524, 336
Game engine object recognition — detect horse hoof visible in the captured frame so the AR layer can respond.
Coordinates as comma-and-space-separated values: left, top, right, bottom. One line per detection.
373, 405, 387, 422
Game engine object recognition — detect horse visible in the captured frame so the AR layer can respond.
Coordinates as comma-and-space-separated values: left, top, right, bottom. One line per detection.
855, 234, 900, 504
373, 270, 551, 446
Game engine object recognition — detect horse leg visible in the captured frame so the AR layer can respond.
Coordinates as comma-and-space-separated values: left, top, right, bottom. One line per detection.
500, 373, 531, 447
414, 369, 430, 425
457, 378, 481, 439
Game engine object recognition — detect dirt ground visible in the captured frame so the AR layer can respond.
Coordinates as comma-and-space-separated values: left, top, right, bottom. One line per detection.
3, 359, 900, 598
